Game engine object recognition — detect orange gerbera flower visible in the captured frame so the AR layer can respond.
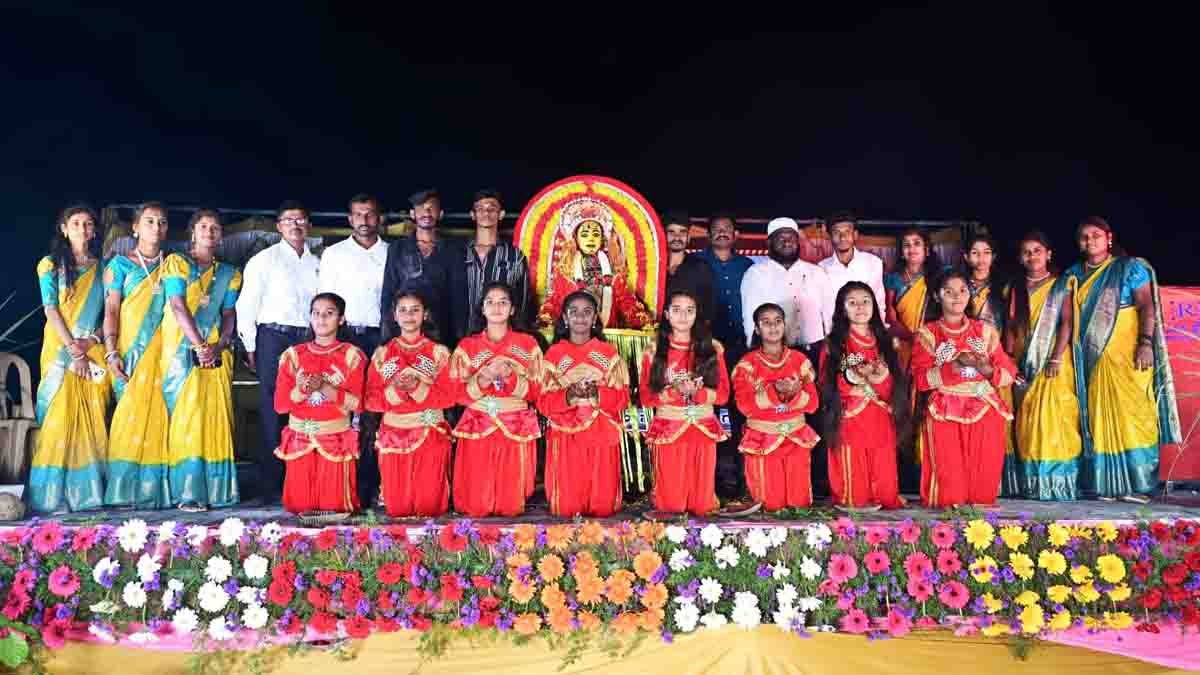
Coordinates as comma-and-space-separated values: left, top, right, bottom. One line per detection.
576, 575, 606, 605
513, 613, 542, 635
637, 521, 665, 544
611, 612, 640, 636
509, 579, 537, 604
506, 552, 531, 571
513, 524, 538, 551
578, 610, 602, 633
606, 578, 634, 605
578, 522, 606, 546
633, 550, 664, 581
639, 607, 665, 631
609, 569, 636, 587
546, 525, 575, 551
640, 582, 668, 610
540, 582, 566, 610
537, 554, 565, 583
573, 551, 599, 581
547, 606, 574, 635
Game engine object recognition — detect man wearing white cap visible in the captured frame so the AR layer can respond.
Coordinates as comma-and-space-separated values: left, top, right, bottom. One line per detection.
739, 217, 834, 354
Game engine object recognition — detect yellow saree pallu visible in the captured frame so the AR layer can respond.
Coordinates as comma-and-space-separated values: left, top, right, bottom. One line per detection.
28, 258, 109, 513
160, 254, 241, 508
885, 272, 928, 473
104, 255, 171, 508
1067, 256, 1181, 498
1015, 277, 1082, 500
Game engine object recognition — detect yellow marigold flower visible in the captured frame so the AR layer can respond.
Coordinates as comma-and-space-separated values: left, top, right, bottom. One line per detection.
1104, 612, 1134, 630
982, 623, 1012, 637
1096, 554, 1126, 584
1037, 550, 1067, 576
1048, 610, 1072, 631
1083, 616, 1101, 630
1069, 525, 1093, 541
1047, 524, 1071, 548
964, 520, 995, 551
1015, 590, 1041, 607
1000, 525, 1029, 551
1069, 565, 1093, 585
1009, 552, 1035, 581
982, 593, 1004, 614
1108, 584, 1132, 603
1074, 582, 1101, 604
1020, 604, 1045, 634
970, 555, 998, 583
1095, 521, 1118, 543
1047, 585, 1072, 604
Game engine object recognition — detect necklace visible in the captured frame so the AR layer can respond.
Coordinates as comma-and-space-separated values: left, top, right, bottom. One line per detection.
938, 319, 969, 335
1025, 272, 1051, 284
134, 249, 163, 295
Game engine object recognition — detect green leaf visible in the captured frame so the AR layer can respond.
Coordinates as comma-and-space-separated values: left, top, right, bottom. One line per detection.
0, 631, 30, 668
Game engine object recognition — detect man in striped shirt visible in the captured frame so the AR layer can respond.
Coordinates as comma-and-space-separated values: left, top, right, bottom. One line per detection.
458, 189, 532, 339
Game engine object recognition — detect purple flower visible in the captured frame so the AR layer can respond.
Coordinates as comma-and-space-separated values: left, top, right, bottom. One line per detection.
661, 630, 674, 644
357, 598, 371, 616
454, 519, 477, 540
145, 573, 161, 592
496, 611, 514, 632
460, 604, 480, 627
651, 566, 668, 584
293, 574, 308, 591
1001, 568, 1016, 584
54, 604, 72, 621
535, 528, 548, 548
757, 565, 772, 579
1063, 548, 1075, 560
984, 512, 1000, 526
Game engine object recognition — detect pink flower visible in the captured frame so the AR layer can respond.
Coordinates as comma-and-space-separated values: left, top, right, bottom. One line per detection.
865, 550, 891, 575
32, 522, 64, 555
936, 550, 962, 575
48, 565, 80, 599
916, 616, 939, 629
828, 554, 858, 584
931, 523, 957, 549
837, 593, 856, 610
904, 552, 933, 580
818, 579, 841, 596
71, 528, 97, 554
13, 569, 36, 591
887, 610, 912, 637
906, 578, 933, 602
840, 608, 870, 634
899, 522, 922, 545
832, 517, 856, 540
864, 526, 890, 547
938, 581, 970, 610
953, 623, 979, 637
40, 620, 70, 650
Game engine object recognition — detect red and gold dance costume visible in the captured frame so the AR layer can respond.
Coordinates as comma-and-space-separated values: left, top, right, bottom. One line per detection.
449, 330, 543, 517
820, 334, 903, 509
911, 319, 1017, 507
537, 338, 630, 517
365, 336, 454, 517
639, 339, 729, 515
732, 349, 821, 510
273, 341, 366, 513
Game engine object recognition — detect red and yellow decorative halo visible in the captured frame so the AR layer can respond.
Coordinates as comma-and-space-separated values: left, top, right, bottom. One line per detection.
514, 175, 666, 319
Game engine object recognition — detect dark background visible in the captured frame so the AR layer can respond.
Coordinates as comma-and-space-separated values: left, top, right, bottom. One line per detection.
2, 5, 1195, 358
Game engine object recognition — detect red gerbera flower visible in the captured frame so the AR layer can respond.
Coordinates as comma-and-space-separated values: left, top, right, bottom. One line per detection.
70, 527, 97, 554
353, 528, 372, 547
385, 525, 408, 543
1183, 604, 1200, 626
314, 529, 339, 552
281, 614, 305, 635
936, 550, 962, 575
1141, 588, 1164, 610
268, 580, 294, 607
345, 615, 372, 639
279, 532, 306, 554
411, 615, 433, 632
341, 571, 362, 589
480, 596, 500, 612
376, 591, 395, 611
1186, 552, 1200, 573
315, 570, 339, 587
1133, 561, 1153, 582
341, 586, 365, 610
439, 575, 464, 603
378, 563, 404, 586
477, 526, 502, 547
471, 575, 494, 590
374, 617, 401, 633
309, 611, 338, 634
306, 587, 331, 610
1167, 585, 1190, 604
40, 620, 70, 650
406, 587, 428, 606
272, 559, 298, 583
478, 611, 498, 628
1150, 522, 1171, 543
1164, 563, 1189, 587
438, 526, 467, 553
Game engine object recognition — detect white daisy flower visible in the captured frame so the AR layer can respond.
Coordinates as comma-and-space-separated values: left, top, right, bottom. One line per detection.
122, 581, 147, 609
172, 607, 199, 635
205, 556, 233, 584
116, 519, 149, 554
700, 524, 724, 549
664, 525, 688, 545
674, 602, 700, 633
714, 545, 740, 570
698, 577, 724, 604
217, 518, 246, 547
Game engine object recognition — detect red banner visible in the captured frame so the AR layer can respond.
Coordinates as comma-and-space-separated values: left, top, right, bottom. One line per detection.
1160, 286, 1200, 481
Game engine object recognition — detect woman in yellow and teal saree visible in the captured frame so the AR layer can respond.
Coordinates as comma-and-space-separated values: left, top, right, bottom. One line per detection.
1063, 217, 1180, 502
102, 202, 172, 508
160, 209, 241, 511
1006, 231, 1082, 500
28, 205, 110, 513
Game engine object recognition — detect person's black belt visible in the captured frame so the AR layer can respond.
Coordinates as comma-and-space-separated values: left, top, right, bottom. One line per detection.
260, 323, 308, 336
346, 325, 380, 335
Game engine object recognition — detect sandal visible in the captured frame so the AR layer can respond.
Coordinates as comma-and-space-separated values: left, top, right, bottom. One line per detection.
1120, 494, 1151, 505
178, 502, 208, 513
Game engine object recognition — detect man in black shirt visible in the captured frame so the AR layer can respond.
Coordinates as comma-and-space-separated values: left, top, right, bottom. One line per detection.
663, 210, 715, 327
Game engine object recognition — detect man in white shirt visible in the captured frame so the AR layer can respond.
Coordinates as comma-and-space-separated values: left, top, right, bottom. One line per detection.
317, 193, 389, 507
817, 211, 886, 319
235, 200, 321, 504
740, 217, 834, 354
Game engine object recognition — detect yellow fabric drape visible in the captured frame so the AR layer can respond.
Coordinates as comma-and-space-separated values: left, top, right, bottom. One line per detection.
44, 627, 1188, 675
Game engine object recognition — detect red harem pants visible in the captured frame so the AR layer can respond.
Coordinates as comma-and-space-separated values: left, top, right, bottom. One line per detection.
923, 408, 1007, 507
828, 405, 902, 509
376, 425, 450, 517
545, 425, 622, 518
744, 439, 813, 510
452, 434, 534, 517
651, 427, 718, 515
276, 428, 360, 514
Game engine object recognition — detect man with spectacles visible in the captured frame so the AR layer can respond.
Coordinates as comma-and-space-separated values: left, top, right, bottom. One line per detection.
235, 200, 321, 505
459, 189, 531, 337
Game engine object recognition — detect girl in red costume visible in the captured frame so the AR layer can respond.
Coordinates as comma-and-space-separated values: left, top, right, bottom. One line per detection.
450, 282, 543, 517
733, 302, 820, 510
365, 289, 454, 517
273, 293, 366, 514
538, 290, 630, 517
639, 290, 729, 515
819, 281, 908, 511
912, 270, 1017, 508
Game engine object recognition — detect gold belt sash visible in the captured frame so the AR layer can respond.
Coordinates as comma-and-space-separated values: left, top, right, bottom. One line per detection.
288, 417, 351, 435
655, 404, 715, 423
382, 409, 445, 428
745, 415, 807, 436
467, 396, 529, 415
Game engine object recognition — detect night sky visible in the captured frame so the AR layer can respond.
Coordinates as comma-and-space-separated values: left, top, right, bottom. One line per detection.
2, 6, 1195, 353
